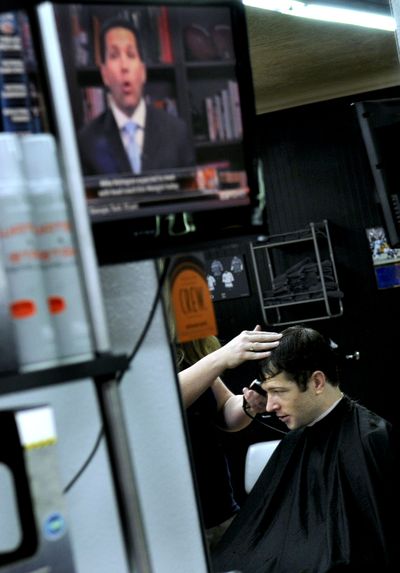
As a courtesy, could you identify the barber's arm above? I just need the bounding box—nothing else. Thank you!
[178,328,281,408]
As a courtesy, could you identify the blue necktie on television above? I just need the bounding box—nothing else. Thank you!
[123,121,141,174]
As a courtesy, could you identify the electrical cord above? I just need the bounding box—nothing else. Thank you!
[115,257,171,383]
[63,427,104,494]
[63,258,171,494]
[242,399,288,435]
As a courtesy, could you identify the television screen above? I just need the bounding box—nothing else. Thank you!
[34,0,262,263]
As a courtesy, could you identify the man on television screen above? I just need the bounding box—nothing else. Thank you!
[77,16,196,177]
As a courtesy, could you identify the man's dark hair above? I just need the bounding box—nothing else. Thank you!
[99,16,143,63]
[260,325,339,391]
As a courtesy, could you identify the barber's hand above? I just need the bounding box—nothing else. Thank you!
[218,325,282,370]
[242,385,267,414]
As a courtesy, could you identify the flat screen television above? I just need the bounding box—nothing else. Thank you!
[31,0,262,264]
[354,98,400,248]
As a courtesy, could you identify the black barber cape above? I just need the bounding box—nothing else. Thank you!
[212,396,398,573]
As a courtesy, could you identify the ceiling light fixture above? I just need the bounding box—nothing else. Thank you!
[243,0,396,32]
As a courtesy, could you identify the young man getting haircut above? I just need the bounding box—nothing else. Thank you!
[213,324,398,573]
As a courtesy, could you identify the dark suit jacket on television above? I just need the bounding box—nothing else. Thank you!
[77,105,196,177]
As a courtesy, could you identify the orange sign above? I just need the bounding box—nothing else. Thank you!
[170,258,217,343]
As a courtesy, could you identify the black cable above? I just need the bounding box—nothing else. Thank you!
[63,258,171,494]
[242,399,288,435]
[115,257,171,383]
[63,427,104,494]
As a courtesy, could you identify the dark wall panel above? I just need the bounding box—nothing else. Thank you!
[258,99,380,235]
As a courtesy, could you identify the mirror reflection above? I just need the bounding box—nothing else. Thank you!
[164,234,397,573]
[162,3,400,570]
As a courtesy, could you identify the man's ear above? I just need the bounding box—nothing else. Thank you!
[310,370,326,394]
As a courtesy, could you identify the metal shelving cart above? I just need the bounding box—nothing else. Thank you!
[250,220,344,326]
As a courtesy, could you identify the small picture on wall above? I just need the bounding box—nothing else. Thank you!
[205,254,250,301]
[366,226,400,266]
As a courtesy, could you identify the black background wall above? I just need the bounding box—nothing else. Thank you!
[204,85,400,503]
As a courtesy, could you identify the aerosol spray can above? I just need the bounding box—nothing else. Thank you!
[21,134,94,364]
[0,241,19,374]
[0,133,59,371]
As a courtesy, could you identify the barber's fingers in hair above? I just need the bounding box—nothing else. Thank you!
[245,329,282,338]
[250,337,280,352]
[247,350,274,360]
